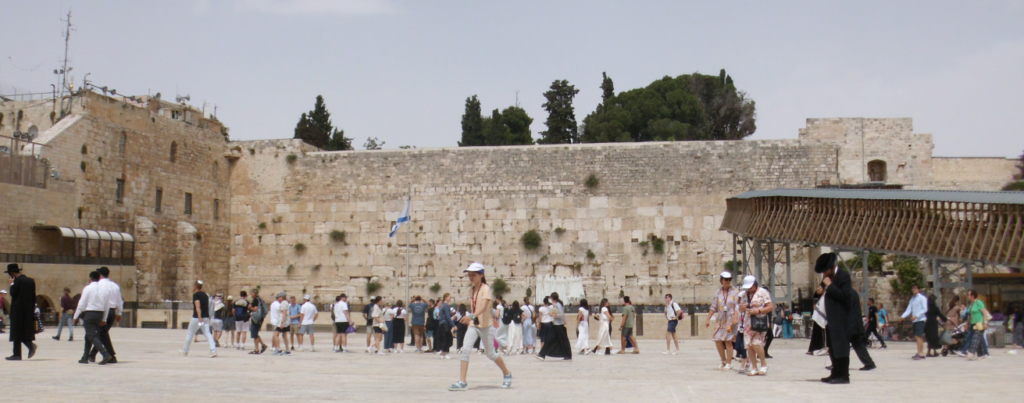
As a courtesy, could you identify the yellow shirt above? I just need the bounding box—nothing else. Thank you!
[472,284,493,328]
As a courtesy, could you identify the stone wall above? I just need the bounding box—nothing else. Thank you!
[930,157,1019,191]
[0,91,233,303]
[228,138,837,306]
[799,118,934,187]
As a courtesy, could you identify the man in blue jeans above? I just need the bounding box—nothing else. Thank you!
[782,304,794,339]
[53,287,75,341]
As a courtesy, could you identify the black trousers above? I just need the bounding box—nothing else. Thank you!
[82,311,111,360]
[538,324,572,359]
[90,309,116,359]
[11,340,32,358]
[867,325,886,347]
[764,328,774,355]
[851,333,874,367]
[456,323,468,349]
[825,327,849,379]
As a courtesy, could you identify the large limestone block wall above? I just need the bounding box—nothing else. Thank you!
[930,157,1019,191]
[0,92,233,303]
[799,118,934,187]
[229,139,836,306]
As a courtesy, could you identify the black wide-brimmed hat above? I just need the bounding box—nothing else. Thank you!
[4,263,21,274]
[814,253,837,274]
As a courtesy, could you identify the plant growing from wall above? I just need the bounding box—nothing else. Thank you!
[258,222,267,230]
[554,227,566,235]
[249,148,256,155]
[312,264,322,271]
[586,249,596,260]
[286,264,295,274]
[430,283,442,294]
[80,161,86,171]
[525,287,532,298]
[366,280,383,295]
[286,154,298,164]
[50,111,56,123]
[723,260,738,273]
[649,233,665,253]
[618,289,625,298]
[520,230,542,250]
[329,230,347,244]
[294,243,307,253]
[584,173,600,189]
[81,144,88,154]
[491,277,509,298]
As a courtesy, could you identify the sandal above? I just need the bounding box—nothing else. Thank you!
[747,369,758,376]
[758,366,768,375]
[248,351,259,355]
[260,345,268,354]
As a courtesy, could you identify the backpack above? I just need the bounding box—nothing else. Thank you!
[250,298,267,325]
[670,302,684,320]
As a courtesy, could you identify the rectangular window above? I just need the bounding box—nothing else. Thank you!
[116,179,125,204]
[185,192,192,215]
[214,199,220,220]
[155,188,163,212]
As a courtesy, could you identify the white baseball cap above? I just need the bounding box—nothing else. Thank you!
[0,290,6,294]
[741,275,757,290]
[719,271,733,279]
[464,262,485,274]
[303,294,311,300]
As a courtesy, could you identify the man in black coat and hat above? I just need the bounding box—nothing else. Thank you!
[5,264,38,360]
[816,253,874,384]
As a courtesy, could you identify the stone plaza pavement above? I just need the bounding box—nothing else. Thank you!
[3,327,1021,402]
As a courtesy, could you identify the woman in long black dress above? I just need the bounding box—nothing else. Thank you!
[924,294,947,357]
[807,282,827,355]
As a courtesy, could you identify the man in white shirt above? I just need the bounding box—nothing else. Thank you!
[89,267,122,363]
[333,294,350,353]
[270,292,291,355]
[298,295,318,351]
[898,284,929,360]
[664,293,684,355]
[72,271,113,365]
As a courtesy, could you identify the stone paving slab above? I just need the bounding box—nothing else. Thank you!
[3,327,1021,402]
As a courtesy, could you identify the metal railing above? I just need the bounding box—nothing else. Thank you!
[0,92,55,102]
[0,253,134,266]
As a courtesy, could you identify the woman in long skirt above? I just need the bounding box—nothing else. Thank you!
[591,298,614,355]
[506,301,524,354]
[392,300,407,353]
[924,294,947,357]
[575,299,590,355]
[521,299,536,354]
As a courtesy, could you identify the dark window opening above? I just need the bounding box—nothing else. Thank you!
[170,141,178,163]
[155,188,163,212]
[214,199,220,220]
[185,192,192,215]
[115,179,125,204]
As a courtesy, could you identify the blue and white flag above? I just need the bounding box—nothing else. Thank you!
[389,197,411,237]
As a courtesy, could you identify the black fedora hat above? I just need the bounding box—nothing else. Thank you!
[814,253,837,274]
[4,263,22,274]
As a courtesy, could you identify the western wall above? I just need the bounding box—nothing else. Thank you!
[1,90,1019,332]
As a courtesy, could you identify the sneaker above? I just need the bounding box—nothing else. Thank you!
[443,355,451,360]
[662,351,670,355]
[912,354,925,360]
[27,343,37,359]
[954,350,966,357]
[283,351,291,356]
[448,381,468,391]
[501,373,513,389]
[52,336,60,341]
[271,350,282,356]
[179,349,188,357]
[210,351,218,358]
[1008,350,1018,355]
[68,337,73,342]
[535,355,545,361]
[310,347,316,352]
[723,363,732,371]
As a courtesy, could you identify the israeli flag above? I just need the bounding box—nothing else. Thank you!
[389,197,411,237]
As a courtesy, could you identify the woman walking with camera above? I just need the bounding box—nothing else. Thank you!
[448,263,512,391]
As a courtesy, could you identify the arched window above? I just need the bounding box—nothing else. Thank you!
[119,132,127,155]
[212,162,219,181]
[170,141,177,163]
[868,160,887,182]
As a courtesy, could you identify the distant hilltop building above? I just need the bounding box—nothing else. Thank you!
[0,89,1016,328]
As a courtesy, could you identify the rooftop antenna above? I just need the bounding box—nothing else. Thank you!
[57,11,75,118]
[515,90,520,108]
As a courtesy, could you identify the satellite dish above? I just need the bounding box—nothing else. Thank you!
[12,130,22,139]
[154,92,162,100]
[26,126,38,141]
[176,94,190,103]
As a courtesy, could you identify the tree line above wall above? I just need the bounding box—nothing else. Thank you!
[292,69,758,150]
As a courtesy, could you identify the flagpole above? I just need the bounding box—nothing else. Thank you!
[405,187,411,313]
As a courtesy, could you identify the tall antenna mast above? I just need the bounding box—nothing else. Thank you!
[58,11,74,117]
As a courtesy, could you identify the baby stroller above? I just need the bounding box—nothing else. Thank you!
[940,322,967,357]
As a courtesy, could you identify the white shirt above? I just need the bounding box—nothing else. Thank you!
[300,301,318,325]
[73,281,110,321]
[395,307,406,319]
[99,278,124,316]
[333,301,349,323]
[902,293,928,323]
[539,306,553,323]
[270,300,282,327]
[666,300,683,320]
[383,307,396,321]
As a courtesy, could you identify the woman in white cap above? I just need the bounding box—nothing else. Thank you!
[739,275,774,376]
[705,271,739,370]
[449,263,512,392]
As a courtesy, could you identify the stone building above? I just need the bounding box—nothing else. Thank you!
[0,88,1017,328]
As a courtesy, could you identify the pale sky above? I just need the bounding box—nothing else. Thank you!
[2,1,1023,157]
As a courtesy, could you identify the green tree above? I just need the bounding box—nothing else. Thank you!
[500,106,534,145]
[846,252,885,273]
[889,256,926,301]
[363,137,385,150]
[1003,150,1024,191]
[293,95,352,150]
[482,109,512,146]
[600,72,615,103]
[537,80,580,144]
[458,95,485,147]
[581,69,756,143]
